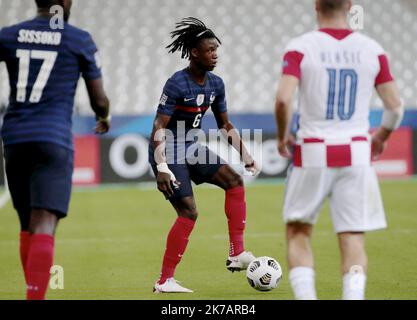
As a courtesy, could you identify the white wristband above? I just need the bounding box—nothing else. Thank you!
[156,163,170,174]
[156,163,179,188]
[381,106,404,131]
[97,114,112,123]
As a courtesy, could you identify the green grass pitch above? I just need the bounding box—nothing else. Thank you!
[0,179,417,300]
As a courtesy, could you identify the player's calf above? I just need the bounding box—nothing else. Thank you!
[338,232,367,300]
[172,197,199,222]
[26,209,59,300]
[224,186,246,257]
[211,166,253,267]
[153,199,198,289]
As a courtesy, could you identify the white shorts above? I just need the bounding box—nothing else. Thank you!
[283,165,387,233]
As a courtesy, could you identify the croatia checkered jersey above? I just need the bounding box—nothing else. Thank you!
[0,17,102,151]
[282,29,394,141]
[157,68,227,135]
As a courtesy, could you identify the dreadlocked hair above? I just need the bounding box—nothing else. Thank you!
[35,0,60,8]
[166,17,221,59]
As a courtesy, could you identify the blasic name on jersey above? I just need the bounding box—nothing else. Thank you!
[17,29,62,46]
[320,50,362,65]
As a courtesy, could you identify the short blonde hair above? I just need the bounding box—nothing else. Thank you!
[318,0,350,15]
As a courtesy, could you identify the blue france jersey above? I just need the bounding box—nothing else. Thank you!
[0,17,102,150]
[157,68,227,135]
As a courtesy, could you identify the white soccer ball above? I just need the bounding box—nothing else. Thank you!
[246,256,283,292]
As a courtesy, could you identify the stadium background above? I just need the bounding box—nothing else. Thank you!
[1,0,417,186]
[0,0,417,300]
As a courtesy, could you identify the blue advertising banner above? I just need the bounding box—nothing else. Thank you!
[1,110,417,186]
[71,109,417,136]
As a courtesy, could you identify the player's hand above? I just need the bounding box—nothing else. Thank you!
[94,115,111,135]
[244,159,261,176]
[371,128,391,161]
[156,163,181,198]
[371,134,387,161]
[277,134,295,159]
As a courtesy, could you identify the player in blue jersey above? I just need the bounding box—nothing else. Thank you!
[0,0,110,300]
[149,18,259,293]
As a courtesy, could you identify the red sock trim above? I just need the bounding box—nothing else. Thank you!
[177,216,196,229]
[226,185,245,195]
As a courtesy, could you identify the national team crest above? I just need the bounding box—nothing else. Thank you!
[196,94,205,106]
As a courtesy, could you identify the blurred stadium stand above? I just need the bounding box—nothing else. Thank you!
[1,0,416,115]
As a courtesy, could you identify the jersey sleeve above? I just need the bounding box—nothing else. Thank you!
[281,37,305,79]
[212,78,227,113]
[375,54,394,85]
[370,40,394,85]
[157,78,181,116]
[79,32,102,80]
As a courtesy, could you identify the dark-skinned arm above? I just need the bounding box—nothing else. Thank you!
[150,113,180,198]
[85,78,111,134]
[213,110,259,175]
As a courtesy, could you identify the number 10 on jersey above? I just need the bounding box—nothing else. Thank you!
[326,68,358,121]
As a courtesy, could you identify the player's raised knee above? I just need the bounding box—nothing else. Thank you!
[176,199,199,221]
[227,173,244,190]
[179,209,198,221]
[218,165,244,190]
[286,222,312,238]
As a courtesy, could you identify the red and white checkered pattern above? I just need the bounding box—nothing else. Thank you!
[293,136,371,168]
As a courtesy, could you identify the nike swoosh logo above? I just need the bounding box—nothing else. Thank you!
[184,98,194,102]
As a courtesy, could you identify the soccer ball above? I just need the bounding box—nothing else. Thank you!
[246,256,282,292]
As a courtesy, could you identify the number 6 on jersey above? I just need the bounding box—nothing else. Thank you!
[193,113,202,128]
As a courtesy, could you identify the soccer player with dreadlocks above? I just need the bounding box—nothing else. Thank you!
[149,17,259,293]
